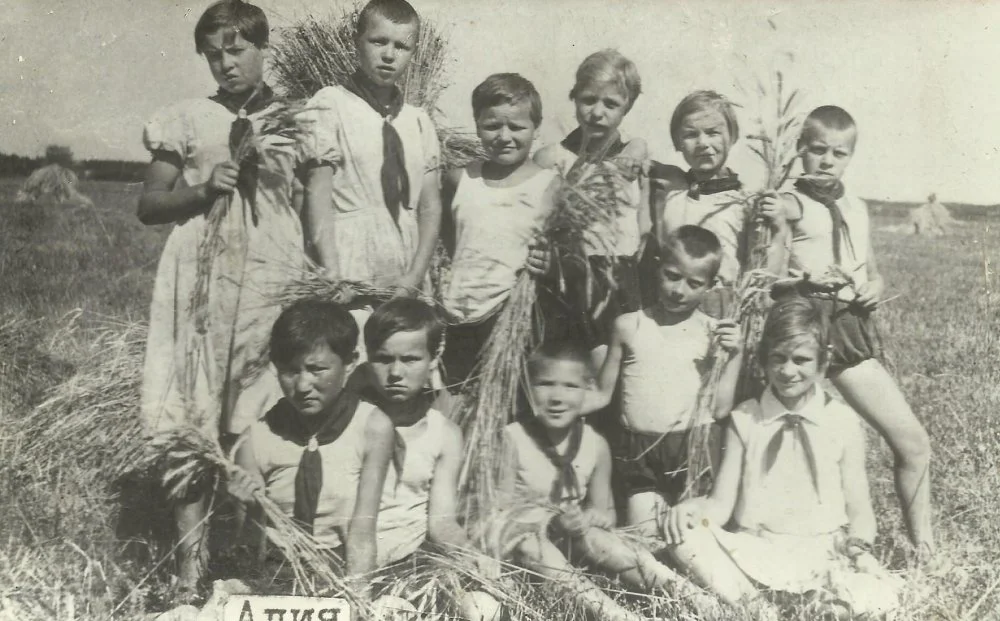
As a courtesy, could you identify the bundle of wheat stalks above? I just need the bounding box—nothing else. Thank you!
[685,55,808,496]
[269,4,482,169]
[15,163,93,207]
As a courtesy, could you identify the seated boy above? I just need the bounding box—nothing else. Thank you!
[481,340,715,621]
[227,299,395,594]
[585,225,742,537]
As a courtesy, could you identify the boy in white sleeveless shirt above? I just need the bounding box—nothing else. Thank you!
[585,226,743,538]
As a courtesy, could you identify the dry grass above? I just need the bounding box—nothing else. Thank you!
[2,175,999,620]
[16,163,93,207]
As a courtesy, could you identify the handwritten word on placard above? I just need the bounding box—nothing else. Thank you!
[223,596,350,621]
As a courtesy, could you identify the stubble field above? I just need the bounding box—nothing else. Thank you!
[0,178,997,620]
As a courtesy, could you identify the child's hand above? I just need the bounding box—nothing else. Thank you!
[390,273,421,298]
[525,235,552,278]
[853,551,882,574]
[756,191,788,230]
[206,161,240,196]
[714,320,742,355]
[660,500,702,546]
[226,469,264,505]
[853,275,885,310]
[555,504,588,537]
[584,508,615,531]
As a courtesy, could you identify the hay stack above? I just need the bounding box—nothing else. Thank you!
[15,163,93,207]
[270,5,482,170]
[908,193,954,236]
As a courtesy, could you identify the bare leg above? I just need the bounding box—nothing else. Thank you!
[665,525,758,607]
[516,535,642,621]
[832,359,934,552]
[626,491,663,539]
[175,495,210,592]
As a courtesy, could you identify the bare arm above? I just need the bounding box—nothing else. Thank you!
[583,432,617,528]
[647,161,687,242]
[532,144,561,170]
[301,164,337,271]
[398,168,443,292]
[582,315,632,414]
[427,419,471,549]
[701,421,743,524]
[622,139,652,236]
[136,154,235,225]
[346,409,395,579]
[231,431,266,535]
[841,415,877,543]
[713,350,744,421]
[440,167,463,259]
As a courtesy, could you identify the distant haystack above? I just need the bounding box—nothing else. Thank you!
[15,163,93,207]
[908,193,954,236]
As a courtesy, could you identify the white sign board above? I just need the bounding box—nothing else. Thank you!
[223,596,351,621]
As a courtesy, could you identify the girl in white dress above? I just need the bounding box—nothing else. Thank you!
[137,0,304,597]
[662,295,901,618]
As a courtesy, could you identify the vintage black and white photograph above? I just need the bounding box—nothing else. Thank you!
[1,0,997,619]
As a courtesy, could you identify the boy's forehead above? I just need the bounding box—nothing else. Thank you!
[530,356,589,379]
[575,78,628,100]
[681,108,727,129]
[203,27,250,49]
[662,252,717,280]
[477,99,535,123]
[363,12,419,38]
[770,334,822,355]
[804,122,857,148]
[376,329,431,353]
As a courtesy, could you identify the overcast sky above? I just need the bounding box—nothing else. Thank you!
[2,0,998,204]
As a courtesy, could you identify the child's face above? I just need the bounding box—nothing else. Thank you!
[656,253,716,315]
[763,336,827,405]
[356,13,418,89]
[277,342,357,417]
[202,29,265,95]
[476,101,538,167]
[800,123,856,186]
[367,330,435,404]
[573,80,629,143]
[528,358,589,431]
[676,109,732,177]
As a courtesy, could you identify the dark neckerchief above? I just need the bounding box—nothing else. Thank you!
[761,390,833,502]
[522,418,584,504]
[264,391,362,533]
[794,178,851,264]
[687,169,742,199]
[344,71,410,227]
[209,84,275,225]
[561,127,627,161]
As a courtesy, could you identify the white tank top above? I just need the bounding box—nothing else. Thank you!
[442,164,557,322]
[249,400,376,550]
[376,409,448,565]
[505,421,600,506]
[620,310,714,434]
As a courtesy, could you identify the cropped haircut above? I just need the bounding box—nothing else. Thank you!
[757,295,831,367]
[656,225,723,279]
[194,0,269,54]
[569,49,643,111]
[472,73,543,127]
[526,339,595,382]
[363,298,445,358]
[356,0,420,39]
[799,105,858,149]
[269,300,358,368]
[669,90,740,151]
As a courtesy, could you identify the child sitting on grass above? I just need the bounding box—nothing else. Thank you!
[661,295,901,618]
[585,225,742,537]
[651,91,787,311]
[363,297,500,619]
[228,300,394,595]
[781,105,935,561]
[489,340,715,621]
[440,73,558,389]
[534,49,649,348]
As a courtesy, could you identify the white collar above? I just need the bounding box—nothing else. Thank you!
[758,385,828,426]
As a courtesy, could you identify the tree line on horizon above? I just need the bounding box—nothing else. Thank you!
[0,146,145,183]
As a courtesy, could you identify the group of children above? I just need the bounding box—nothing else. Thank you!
[137,0,935,618]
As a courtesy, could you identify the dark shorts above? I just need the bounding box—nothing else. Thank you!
[543,253,642,348]
[442,311,500,390]
[612,428,692,506]
[813,298,884,374]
